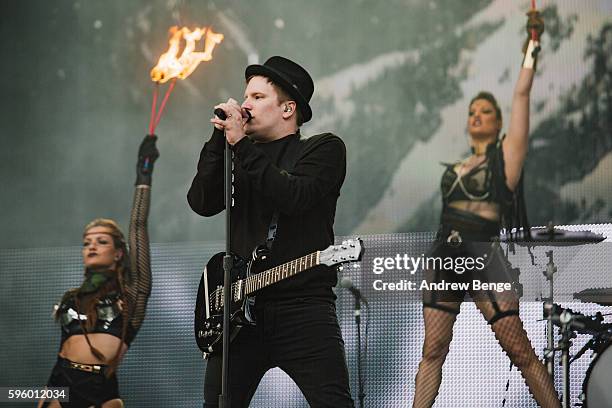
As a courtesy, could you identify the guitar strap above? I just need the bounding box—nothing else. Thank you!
[246,133,331,323]
[260,132,308,254]
[265,212,279,252]
[245,134,305,323]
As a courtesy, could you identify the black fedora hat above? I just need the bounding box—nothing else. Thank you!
[245,56,314,123]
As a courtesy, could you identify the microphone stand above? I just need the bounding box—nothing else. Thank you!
[214,107,251,407]
[354,296,366,408]
[543,249,557,379]
[220,120,233,408]
[558,312,574,408]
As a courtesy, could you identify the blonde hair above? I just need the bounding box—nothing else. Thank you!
[78,218,130,376]
[83,218,127,265]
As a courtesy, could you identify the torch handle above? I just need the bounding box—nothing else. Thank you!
[142,134,156,171]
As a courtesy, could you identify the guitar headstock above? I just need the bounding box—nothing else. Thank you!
[319,238,364,267]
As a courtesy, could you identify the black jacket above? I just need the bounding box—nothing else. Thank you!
[187,130,346,300]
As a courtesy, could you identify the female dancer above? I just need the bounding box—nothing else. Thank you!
[39,135,159,407]
[412,11,561,408]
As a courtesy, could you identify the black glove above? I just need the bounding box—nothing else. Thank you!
[136,135,160,185]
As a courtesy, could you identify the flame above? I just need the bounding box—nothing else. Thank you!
[151,26,224,83]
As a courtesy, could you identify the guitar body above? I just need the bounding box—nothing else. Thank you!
[194,252,253,355]
[193,239,364,355]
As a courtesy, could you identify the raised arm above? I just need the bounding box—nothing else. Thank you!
[502,10,544,191]
[126,135,159,334]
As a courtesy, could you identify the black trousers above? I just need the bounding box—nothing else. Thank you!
[203,297,354,408]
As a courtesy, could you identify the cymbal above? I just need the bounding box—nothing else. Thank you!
[501,227,605,247]
[574,288,612,306]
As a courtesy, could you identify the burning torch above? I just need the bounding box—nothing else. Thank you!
[144,26,224,169]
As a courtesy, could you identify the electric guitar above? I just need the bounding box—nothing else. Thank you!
[194,238,364,354]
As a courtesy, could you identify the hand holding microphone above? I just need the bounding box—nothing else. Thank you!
[210,98,252,145]
[213,107,251,122]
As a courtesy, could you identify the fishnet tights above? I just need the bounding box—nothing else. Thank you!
[479,301,560,408]
[413,304,459,408]
[412,302,560,408]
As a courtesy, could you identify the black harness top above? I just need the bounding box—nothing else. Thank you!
[441,157,492,204]
[438,136,531,241]
[56,292,136,346]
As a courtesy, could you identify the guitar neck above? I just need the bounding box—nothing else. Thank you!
[243,251,320,295]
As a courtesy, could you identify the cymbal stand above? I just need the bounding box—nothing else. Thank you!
[569,337,596,364]
[542,250,558,379]
[558,311,575,408]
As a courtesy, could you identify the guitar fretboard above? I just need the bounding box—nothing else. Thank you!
[244,251,319,295]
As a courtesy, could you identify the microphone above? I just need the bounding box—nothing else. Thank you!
[340,277,368,306]
[214,107,252,122]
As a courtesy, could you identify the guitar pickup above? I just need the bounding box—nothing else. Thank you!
[214,286,222,311]
[234,280,244,301]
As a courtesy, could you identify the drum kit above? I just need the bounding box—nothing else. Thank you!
[502,223,610,408]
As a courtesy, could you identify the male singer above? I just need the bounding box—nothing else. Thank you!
[188,56,354,407]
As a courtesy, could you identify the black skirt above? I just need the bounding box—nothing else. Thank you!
[44,357,120,407]
[422,207,520,305]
